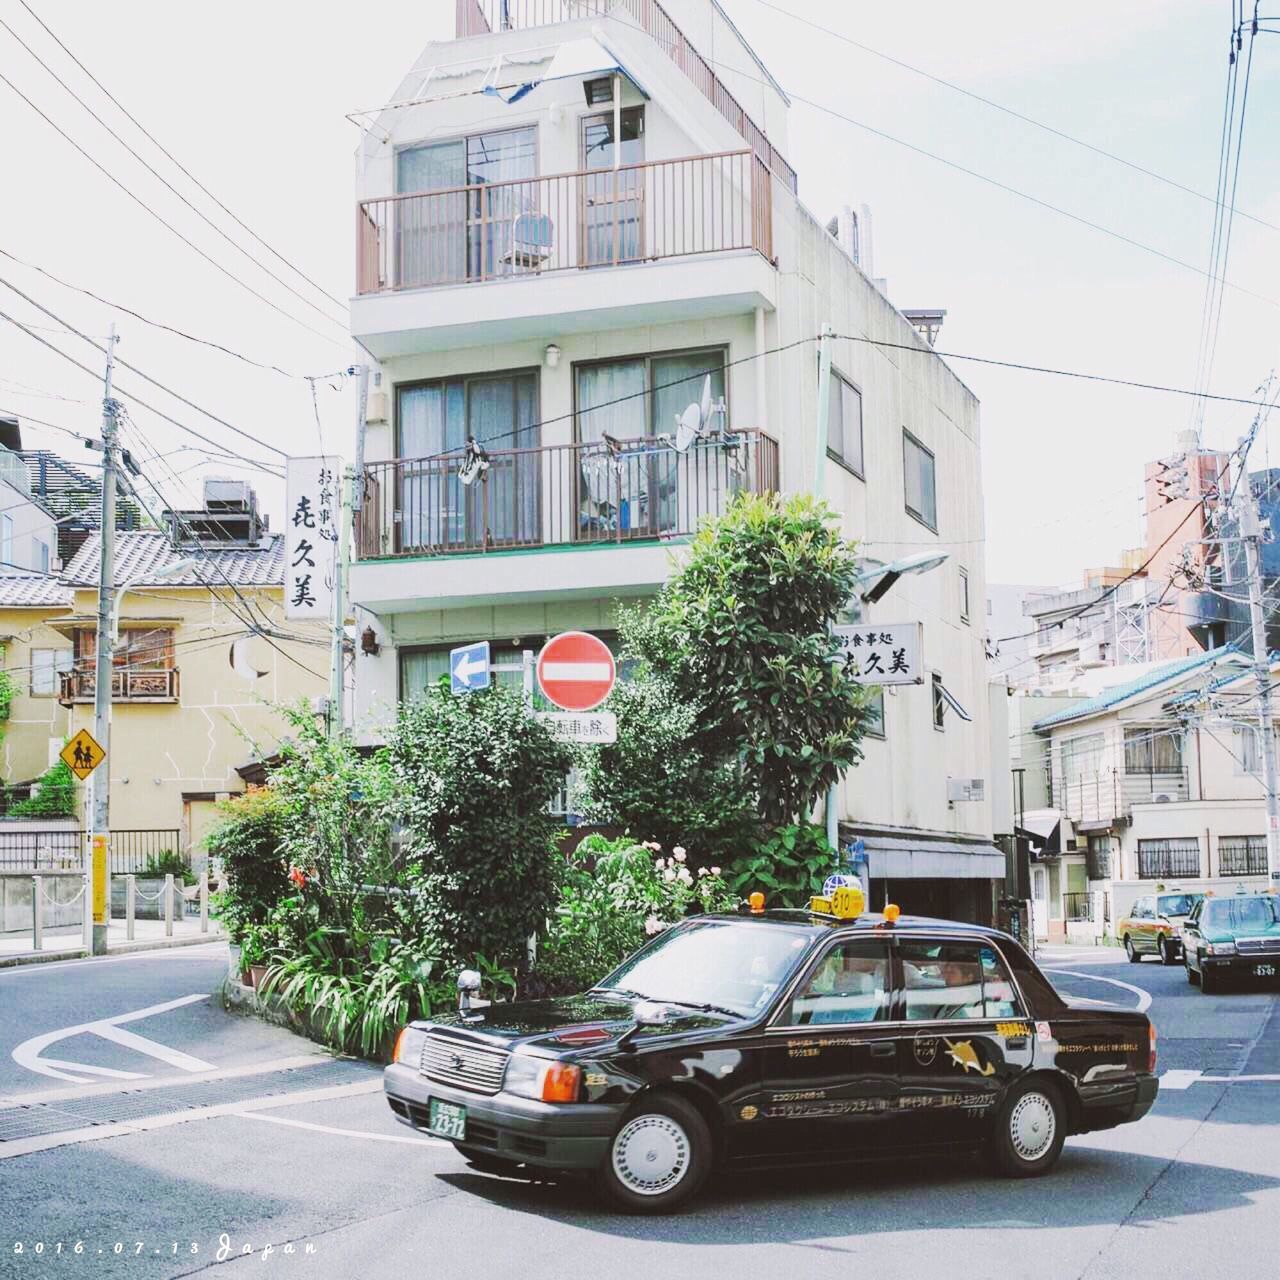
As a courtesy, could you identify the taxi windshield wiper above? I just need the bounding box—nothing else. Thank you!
[586,986,647,1001]
[652,998,745,1019]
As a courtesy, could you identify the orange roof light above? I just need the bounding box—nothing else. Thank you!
[748,891,766,914]
[883,903,901,924]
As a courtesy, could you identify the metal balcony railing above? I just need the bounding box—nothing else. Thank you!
[1050,767,1190,826]
[356,429,778,560]
[454,0,797,192]
[59,668,180,704]
[357,150,772,295]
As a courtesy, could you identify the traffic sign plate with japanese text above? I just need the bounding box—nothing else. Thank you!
[61,728,105,780]
[536,631,616,712]
[834,622,923,686]
[535,711,618,744]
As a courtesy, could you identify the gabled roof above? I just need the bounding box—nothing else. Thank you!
[0,573,73,608]
[62,531,285,589]
[1032,646,1244,732]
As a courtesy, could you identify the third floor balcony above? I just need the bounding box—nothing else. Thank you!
[352,150,777,357]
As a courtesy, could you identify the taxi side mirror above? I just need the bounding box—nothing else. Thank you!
[619,1001,670,1050]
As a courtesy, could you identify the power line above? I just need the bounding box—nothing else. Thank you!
[0,248,329,381]
[0,14,348,333]
[0,67,353,353]
[737,0,1280,240]
[0,301,285,472]
[15,0,348,316]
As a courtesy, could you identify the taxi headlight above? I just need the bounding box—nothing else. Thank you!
[505,1055,582,1103]
[393,1025,427,1066]
[1206,942,1237,956]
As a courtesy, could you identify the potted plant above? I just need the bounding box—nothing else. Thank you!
[239,927,268,989]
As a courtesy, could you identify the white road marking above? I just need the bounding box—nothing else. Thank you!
[12,993,210,1083]
[1044,968,1153,1013]
[1201,1073,1280,1082]
[0,1078,384,1160]
[540,661,611,681]
[91,1022,214,1073]
[0,1053,336,1107]
[0,945,225,978]
[233,1110,448,1147]
[1158,1069,1204,1090]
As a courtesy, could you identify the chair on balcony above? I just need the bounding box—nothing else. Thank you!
[503,212,555,272]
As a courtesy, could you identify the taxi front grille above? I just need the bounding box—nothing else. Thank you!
[1235,937,1280,955]
[419,1032,509,1095]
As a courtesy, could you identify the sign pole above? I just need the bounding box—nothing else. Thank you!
[90,323,118,957]
[329,465,354,736]
[812,322,839,855]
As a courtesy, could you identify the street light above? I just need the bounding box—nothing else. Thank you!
[111,556,201,645]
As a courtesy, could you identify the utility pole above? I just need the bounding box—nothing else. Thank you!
[812,323,841,854]
[1237,464,1280,887]
[329,466,353,737]
[90,323,118,955]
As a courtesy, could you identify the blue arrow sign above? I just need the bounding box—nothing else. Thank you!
[450,640,491,695]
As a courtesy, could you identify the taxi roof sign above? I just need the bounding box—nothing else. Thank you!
[60,728,104,780]
[808,883,865,921]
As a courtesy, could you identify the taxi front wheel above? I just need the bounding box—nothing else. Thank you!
[989,1080,1066,1178]
[598,1093,713,1214]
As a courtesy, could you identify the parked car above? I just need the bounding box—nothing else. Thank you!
[1118,891,1204,964]
[1183,891,1280,993]
[384,900,1158,1213]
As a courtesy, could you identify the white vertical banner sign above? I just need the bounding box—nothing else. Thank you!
[285,456,340,620]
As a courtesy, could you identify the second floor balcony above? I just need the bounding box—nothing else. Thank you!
[356,428,778,562]
[59,668,180,705]
[352,150,777,356]
[1051,767,1190,827]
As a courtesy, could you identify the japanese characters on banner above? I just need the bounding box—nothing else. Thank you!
[285,456,340,620]
[833,621,924,686]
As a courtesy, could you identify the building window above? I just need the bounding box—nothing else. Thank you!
[1059,732,1104,784]
[575,347,728,537]
[1086,835,1112,881]
[931,672,945,731]
[864,686,885,739]
[1136,838,1200,879]
[903,430,937,531]
[0,512,11,567]
[30,648,72,696]
[37,540,49,573]
[1218,835,1267,876]
[1238,726,1265,775]
[827,372,864,478]
[1124,727,1182,775]
[959,567,970,624]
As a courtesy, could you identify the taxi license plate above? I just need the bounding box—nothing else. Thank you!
[1254,964,1276,978]
[428,1099,466,1141]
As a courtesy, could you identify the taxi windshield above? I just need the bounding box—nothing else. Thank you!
[593,920,812,1017]
[1202,896,1280,934]
[1157,893,1200,918]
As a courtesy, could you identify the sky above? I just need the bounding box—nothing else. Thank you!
[1,0,1278,589]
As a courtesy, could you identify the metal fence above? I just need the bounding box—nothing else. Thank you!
[1063,891,1093,922]
[0,829,185,874]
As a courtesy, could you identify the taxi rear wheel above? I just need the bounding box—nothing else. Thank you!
[598,1093,712,1214]
[1124,936,1141,963]
[1158,937,1177,966]
[1186,958,1199,985]
[989,1080,1066,1178]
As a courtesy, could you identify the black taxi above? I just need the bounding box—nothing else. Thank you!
[384,890,1158,1212]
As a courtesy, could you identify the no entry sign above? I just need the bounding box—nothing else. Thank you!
[536,631,616,712]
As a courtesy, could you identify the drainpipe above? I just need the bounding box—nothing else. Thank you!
[754,306,768,435]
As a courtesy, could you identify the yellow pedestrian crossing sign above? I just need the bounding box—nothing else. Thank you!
[61,728,105,780]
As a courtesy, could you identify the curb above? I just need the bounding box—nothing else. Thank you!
[0,932,226,969]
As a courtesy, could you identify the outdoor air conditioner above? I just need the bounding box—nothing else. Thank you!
[203,478,254,513]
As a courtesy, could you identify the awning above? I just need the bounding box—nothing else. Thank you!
[484,37,649,105]
[1018,808,1061,841]
[853,835,1006,880]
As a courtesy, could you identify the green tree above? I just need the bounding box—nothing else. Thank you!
[390,683,574,966]
[649,492,875,827]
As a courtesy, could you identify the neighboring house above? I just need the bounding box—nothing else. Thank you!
[0,417,59,575]
[348,1,1000,920]
[0,485,328,863]
[1027,646,1272,939]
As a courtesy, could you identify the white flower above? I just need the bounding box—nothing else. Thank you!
[654,858,665,870]
[673,848,687,863]
[710,866,721,877]
[697,866,708,877]
[644,914,662,935]
[651,842,663,852]
[663,868,677,882]
[678,867,693,884]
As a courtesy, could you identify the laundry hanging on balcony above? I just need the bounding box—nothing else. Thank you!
[481,37,650,105]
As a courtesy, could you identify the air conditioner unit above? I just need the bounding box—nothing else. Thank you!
[947,777,985,802]
[204,478,254,512]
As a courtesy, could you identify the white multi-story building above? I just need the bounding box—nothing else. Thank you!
[0,416,57,575]
[348,0,1003,920]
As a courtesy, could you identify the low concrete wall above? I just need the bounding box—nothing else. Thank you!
[0,871,83,934]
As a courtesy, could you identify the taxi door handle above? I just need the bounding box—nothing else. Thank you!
[868,1041,896,1058]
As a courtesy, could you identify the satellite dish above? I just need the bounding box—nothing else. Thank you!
[458,437,490,487]
[673,375,715,453]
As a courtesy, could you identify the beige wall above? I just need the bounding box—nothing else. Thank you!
[0,605,74,784]
[49,586,328,841]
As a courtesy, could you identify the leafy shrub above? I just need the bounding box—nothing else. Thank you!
[390,683,573,967]
[536,834,737,993]
[725,822,840,907]
[139,850,196,886]
[9,759,76,817]
[205,786,291,944]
